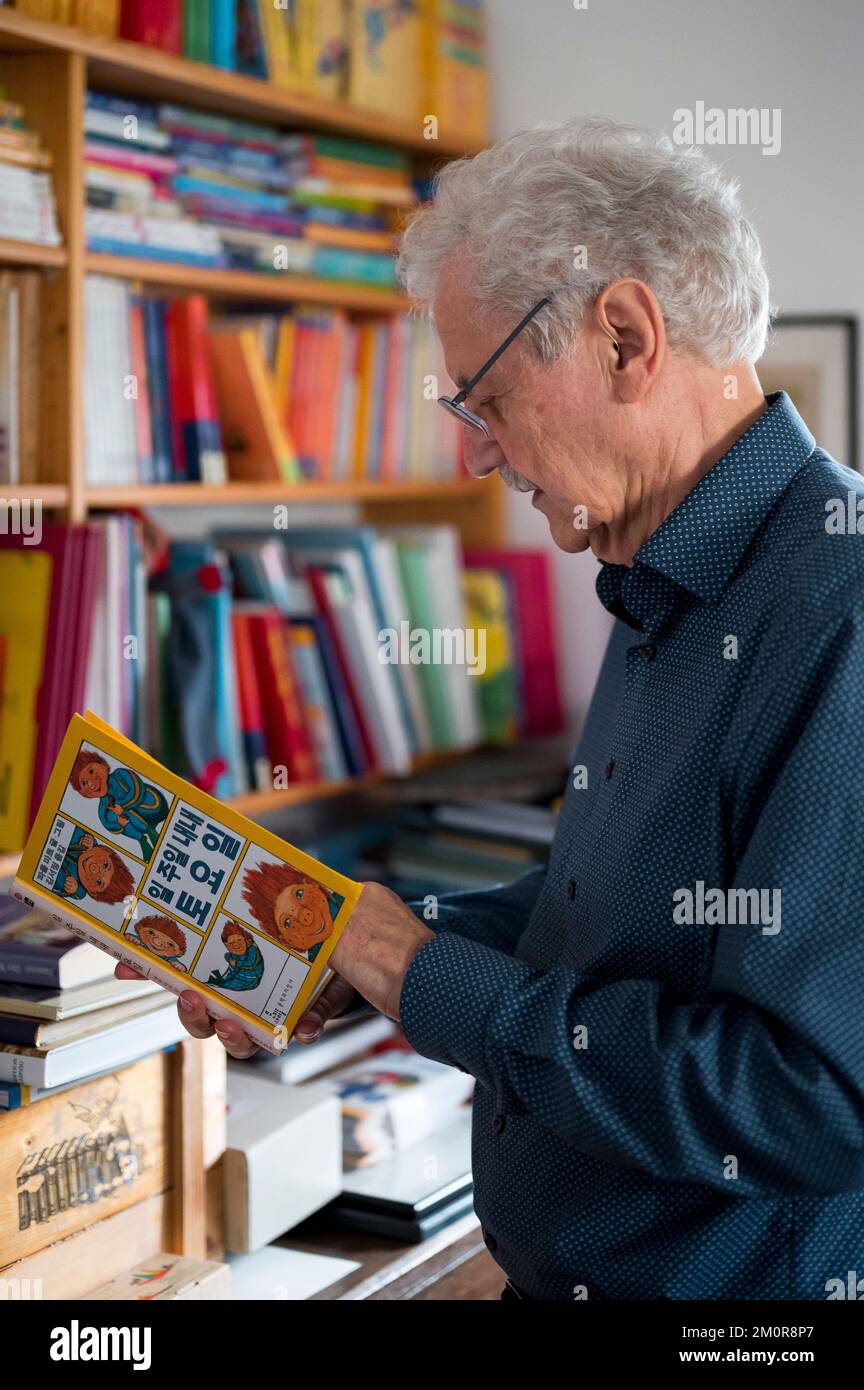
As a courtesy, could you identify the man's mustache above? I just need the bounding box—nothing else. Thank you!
[498,462,536,492]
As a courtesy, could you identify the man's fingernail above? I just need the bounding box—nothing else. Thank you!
[179,997,195,1012]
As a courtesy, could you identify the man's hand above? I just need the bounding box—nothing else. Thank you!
[329,881,434,1021]
[114,881,433,1059]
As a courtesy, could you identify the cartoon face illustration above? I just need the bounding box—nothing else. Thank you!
[55,827,134,905]
[73,756,110,798]
[223,923,249,956]
[242,861,336,957]
[136,915,187,963]
[78,843,116,895]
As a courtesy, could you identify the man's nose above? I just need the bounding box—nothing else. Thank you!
[464,431,505,479]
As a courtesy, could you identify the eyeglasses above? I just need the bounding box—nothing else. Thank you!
[437,296,553,438]
[438,296,620,438]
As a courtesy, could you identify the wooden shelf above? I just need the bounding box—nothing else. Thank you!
[85,253,410,311]
[0,9,485,158]
[0,483,69,505]
[229,747,481,816]
[84,478,483,508]
[0,748,480,876]
[0,238,67,269]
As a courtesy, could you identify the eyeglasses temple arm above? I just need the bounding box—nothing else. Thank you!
[451,296,552,406]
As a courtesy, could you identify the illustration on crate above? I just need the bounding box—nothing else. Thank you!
[13,712,363,1054]
[66,748,171,861]
[16,1090,144,1232]
[240,858,343,963]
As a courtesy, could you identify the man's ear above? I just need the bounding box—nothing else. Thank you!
[595,278,666,400]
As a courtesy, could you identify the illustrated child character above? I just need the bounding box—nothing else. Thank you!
[207,921,265,992]
[53,826,134,906]
[133,915,189,972]
[69,750,169,861]
[242,861,338,963]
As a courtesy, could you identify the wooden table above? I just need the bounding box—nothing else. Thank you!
[281,1210,505,1300]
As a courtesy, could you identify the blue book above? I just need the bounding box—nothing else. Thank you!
[210,0,236,69]
[142,298,173,484]
[173,175,288,212]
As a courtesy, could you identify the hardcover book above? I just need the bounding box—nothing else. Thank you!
[12,711,363,1054]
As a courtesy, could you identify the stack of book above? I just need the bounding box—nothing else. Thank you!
[0,268,42,485]
[0,91,62,247]
[84,91,412,286]
[0,895,185,1106]
[82,279,462,485]
[0,518,562,852]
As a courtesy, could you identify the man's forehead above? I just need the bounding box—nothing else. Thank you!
[433,260,507,388]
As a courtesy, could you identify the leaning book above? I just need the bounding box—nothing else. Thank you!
[12,711,363,1055]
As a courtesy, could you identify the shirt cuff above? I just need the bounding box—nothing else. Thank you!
[398,929,533,1094]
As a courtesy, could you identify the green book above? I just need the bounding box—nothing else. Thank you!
[395,544,455,750]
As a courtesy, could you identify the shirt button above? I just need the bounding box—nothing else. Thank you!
[605,758,615,780]
[642,643,657,661]
[492,1113,506,1135]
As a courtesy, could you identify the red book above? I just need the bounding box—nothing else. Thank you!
[306,565,377,769]
[464,548,564,738]
[165,296,225,483]
[120,0,182,52]
[246,609,319,783]
[231,609,271,792]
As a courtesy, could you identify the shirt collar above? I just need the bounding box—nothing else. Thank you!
[596,392,817,631]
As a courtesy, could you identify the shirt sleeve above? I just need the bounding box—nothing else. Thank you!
[339,867,547,1018]
[399,608,864,1198]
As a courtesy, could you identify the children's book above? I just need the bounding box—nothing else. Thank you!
[11,711,364,1055]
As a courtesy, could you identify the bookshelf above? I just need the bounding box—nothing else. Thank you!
[0,11,507,841]
[0,9,503,535]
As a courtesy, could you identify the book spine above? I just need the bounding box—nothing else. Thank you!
[9,877,285,1057]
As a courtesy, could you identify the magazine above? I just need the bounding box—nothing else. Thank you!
[12,712,363,1054]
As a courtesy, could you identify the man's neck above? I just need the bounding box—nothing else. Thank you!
[595,370,768,566]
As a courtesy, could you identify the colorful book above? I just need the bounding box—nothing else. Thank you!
[12,710,364,1055]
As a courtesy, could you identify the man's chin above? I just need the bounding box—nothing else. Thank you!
[532,492,593,553]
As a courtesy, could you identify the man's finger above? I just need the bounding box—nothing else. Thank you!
[212,1018,259,1060]
[177,991,217,1040]
[115,963,145,981]
[295,975,355,1042]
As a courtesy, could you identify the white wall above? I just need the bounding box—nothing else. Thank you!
[487,0,864,733]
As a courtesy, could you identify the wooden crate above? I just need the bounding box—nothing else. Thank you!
[0,1039,226,1297]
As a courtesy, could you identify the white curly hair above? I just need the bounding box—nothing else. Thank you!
[398,116,772,367]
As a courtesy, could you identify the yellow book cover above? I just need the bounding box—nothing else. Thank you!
[307,0,350,101]
[348,0,423,122]
[0,550,53,854]
[258,0,295,89]
[351,321,377,478]
[274,316,297,411]
[12,712,364,1054]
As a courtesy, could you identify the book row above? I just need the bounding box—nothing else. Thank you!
[85,90,413,283]
[0,91,61,247]
[16,1,489,136]
[83,278,463,484]
[0,519,562,853]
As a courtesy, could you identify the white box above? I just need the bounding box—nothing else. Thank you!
[224,1067,341,1254]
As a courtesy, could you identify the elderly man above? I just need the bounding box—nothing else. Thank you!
[154,118,864,1301]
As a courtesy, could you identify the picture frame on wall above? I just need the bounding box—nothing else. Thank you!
[758,315,859,471]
